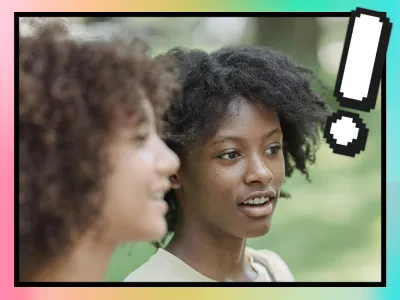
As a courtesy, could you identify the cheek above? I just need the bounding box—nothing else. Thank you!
[201,165,242,202]
[272,154,285,186]
[137,146,155,166]
[128,147,157,180]
[112,148,156,197]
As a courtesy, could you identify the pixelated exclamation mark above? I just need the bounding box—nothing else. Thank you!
[324,7,392,157]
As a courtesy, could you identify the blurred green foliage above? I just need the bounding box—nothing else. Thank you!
[83,17,115,24]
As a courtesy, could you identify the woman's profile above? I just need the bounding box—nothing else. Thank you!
[19,21,180,282]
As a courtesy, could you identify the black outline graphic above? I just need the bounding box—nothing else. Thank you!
[325,7,392,158]
[15,11,387,288]
[334,8,392,112]
[323,110,369,157]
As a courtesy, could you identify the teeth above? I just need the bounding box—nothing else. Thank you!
[243,197,270,205]
[154,192,164,199]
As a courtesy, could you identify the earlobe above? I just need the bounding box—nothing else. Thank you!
[169,174,181,189]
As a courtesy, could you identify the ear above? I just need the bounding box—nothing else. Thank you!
[169,174,181,189]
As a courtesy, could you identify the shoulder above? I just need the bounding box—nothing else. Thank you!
[123,257,155,282]
[123,249,169,282]
[123,248,200,282]
[246,247,295,282]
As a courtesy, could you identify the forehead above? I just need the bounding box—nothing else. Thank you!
[216,98,280,134]
[183,98,281,157]
[112,95,154,136]
[141,97,155,122]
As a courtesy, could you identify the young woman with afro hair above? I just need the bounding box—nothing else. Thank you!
[124,44,332,282]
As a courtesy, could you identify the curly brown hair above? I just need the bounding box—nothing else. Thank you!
[158,46,330,239]
[18,21,180,281]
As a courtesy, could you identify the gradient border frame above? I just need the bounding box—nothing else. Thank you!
[15,11,387,289]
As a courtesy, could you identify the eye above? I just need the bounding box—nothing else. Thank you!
[265,144,282,155]
[135,134,149,142]
[131,130,150,145]
[218,151,241,160]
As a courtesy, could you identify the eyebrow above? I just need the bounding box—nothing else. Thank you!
[136,114,149,126]
[211,128,282,145]
[131,107,151,125]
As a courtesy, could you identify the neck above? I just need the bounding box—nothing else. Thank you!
[36,231,115,282]
[165,219,256,282]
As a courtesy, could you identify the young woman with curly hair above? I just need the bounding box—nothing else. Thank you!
[19,22,180,282]
[124,45,331,282]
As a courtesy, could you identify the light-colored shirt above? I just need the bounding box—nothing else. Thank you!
[123,247,295,282]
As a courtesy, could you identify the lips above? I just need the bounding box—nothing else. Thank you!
[238,201,274,218]
[238,189,277,205]
[152,180,172,199]
[150,184,170,215]
[237,189,277,218]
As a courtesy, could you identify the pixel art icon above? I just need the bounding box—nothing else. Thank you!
[324,7,392,157]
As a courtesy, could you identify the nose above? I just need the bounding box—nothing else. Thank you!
[244,154,273,186]
[155,137,180,178]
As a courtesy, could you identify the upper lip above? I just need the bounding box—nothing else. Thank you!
[239,189,277,204]
[153,181,172,196]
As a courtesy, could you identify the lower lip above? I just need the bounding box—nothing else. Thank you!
[238,201,273,218]
[153,198,168,214]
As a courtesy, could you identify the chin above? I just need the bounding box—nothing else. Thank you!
[243,221,272,238]
[127,219,167,243]
[144,220,168,242]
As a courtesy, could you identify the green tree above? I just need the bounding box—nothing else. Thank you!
[83,17,115,24]
[255,17,319,68]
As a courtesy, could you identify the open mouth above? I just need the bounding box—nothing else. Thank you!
[153,192,165,200]
[239,196,271,207]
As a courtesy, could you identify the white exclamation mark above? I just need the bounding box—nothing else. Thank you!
[324,7,392,157]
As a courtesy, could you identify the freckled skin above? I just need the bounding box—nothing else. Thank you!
[166,98,285,281]
[175,98,285,238]
[159,45,330,282]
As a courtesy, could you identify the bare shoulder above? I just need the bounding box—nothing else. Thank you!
[247,247,295,282]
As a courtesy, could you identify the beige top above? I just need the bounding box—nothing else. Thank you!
[123,247,295,282]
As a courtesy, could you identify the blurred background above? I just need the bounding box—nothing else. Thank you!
[23,17,382,282]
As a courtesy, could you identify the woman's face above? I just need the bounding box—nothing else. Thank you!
[174,98,285,238]
[103,98,180,243]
